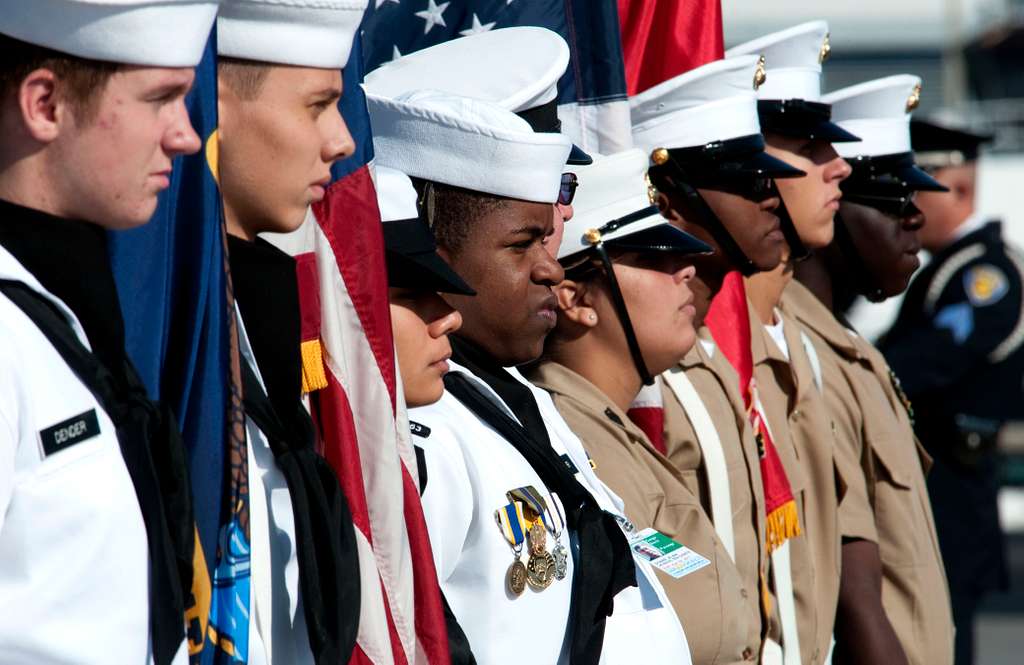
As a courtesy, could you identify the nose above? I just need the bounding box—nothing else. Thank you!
[428,306,462,338]
[533,250,565,287]
[323,110,356,164]
[828,153,853,183]
[903,209,925,231]
[165,100,202,156]
[760,195,781,213]
[675,264,697,284]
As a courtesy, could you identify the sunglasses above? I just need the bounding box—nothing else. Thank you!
[843,191,918,218]
[559,172,578,206]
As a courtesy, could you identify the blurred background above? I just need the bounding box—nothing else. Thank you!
[724,2,1024,661]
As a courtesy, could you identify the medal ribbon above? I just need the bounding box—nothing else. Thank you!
[494,501,528,549]
[507,486,555,532]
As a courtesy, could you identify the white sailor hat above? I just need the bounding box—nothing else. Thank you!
[377,166,474,295]
[726,21,860,142]
[0,0,219,67]
[558,149,711,265]
[364,26,591,164]
[218,0,368,69]
[367,89,572,204]
[823,75,945,192]
[630,56,804,185]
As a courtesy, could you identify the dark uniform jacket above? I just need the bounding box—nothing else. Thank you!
[881,220,1024,594]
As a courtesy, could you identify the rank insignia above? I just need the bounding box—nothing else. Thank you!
[906,83,921,112]
[964,264,1008,306]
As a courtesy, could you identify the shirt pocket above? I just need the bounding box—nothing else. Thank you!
[869,434,928,568]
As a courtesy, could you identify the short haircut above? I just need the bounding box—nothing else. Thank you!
[0,33,121,119]
[217,57,271,101]
[410,178,509,256]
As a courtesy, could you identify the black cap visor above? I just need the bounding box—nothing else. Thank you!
[844,152,949,194]
[667,134,806,186]
[604,216,714,256]
[384,218,476,295]
[757,99,862,143]
[517,98,593,165]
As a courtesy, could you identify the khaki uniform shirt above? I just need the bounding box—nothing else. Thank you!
[661,336,773,642]
[750,298,845,665]
[529,361,762,664]
[781,281,954,665]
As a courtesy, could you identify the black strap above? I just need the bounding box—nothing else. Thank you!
[239,359,360,664]
[443,372,636,665]
[0,280,191,665]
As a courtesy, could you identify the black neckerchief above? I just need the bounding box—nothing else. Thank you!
[227,233,361,663]
[0,198,126,383]
[450,336,553,448]
[227,235,302,424]
[444,337,636,665]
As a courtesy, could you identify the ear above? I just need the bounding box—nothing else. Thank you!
[18,68,61,144]
[554,278,599,328]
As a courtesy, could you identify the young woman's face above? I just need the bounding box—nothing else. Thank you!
[765,134,851,250]
[389,288,463,407]
[597,252,699,377]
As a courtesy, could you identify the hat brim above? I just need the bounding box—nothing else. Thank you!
[894,163,948,191]
[758,100,862,143]
[725,150,807,179]
[567,143,593,165]
[845,152,949,193]
[386,250,476,296]
[605,221,714,256]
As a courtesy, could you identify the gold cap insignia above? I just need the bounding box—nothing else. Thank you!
[906,83,921,112]
[584,228,602,245]
[644,173,658,204]
[651,147,670,166]
[819,33,831,64]
[753,55,767,90]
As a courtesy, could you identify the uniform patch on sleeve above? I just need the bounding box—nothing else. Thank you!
[964,264,1009,306]
[409,420,431,439]
[39,409,100,457]
[934,302,975,344]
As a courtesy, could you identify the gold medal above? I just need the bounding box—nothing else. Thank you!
[527,551,556,590]
[506,559,527,597]
[528,521,547,556]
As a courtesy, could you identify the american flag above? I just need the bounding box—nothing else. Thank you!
[361,0,632,155]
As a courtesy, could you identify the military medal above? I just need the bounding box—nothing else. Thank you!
[509,485,570,584]
[548,492,569,581]
[889,368,915,426]
[494,501,529,598]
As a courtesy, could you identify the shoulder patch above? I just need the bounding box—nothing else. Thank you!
[409,420,431,439]
[964,264,1009,306]
[934,302,974,344]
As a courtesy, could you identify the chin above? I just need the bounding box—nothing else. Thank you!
[406,380,445,408]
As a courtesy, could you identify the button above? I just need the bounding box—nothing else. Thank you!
[740,588,749,599]
[743,647,754,660]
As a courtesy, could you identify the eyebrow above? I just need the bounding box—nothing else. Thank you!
[309,87,343,102]
[507,224,550,239]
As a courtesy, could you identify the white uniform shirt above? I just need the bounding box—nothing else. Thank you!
[236,310,313,665]
[410,361,691,665]
[0,245,187,664]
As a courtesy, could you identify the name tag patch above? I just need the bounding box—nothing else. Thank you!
[39,409,100,457]
[410,420,431,439]
[628,528,711,579]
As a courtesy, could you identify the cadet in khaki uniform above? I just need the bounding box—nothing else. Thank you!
[783,75,954,664]
[529,149,766,665]
[728,22,865,664]
[629,54,808,663]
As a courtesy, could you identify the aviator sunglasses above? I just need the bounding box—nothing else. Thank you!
[559,172,578,206]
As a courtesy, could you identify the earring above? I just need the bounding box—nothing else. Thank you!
[588,313,597,322]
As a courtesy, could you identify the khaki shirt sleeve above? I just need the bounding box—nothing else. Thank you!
[823,362,878,543]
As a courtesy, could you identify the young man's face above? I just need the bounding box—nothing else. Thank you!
[766,134,851,250]
[838,200,924,298]
[52,66,200,228]
[218,65,354,239]
[441,199,564,366]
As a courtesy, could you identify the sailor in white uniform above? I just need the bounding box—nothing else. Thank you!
[0,2,218,663]
[366,79,692,664]
[215,1,368,662]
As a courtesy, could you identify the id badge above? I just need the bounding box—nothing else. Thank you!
[628,528,710,579]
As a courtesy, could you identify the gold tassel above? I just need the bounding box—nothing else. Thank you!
[765,500,802,553]
[300,339,328,393]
